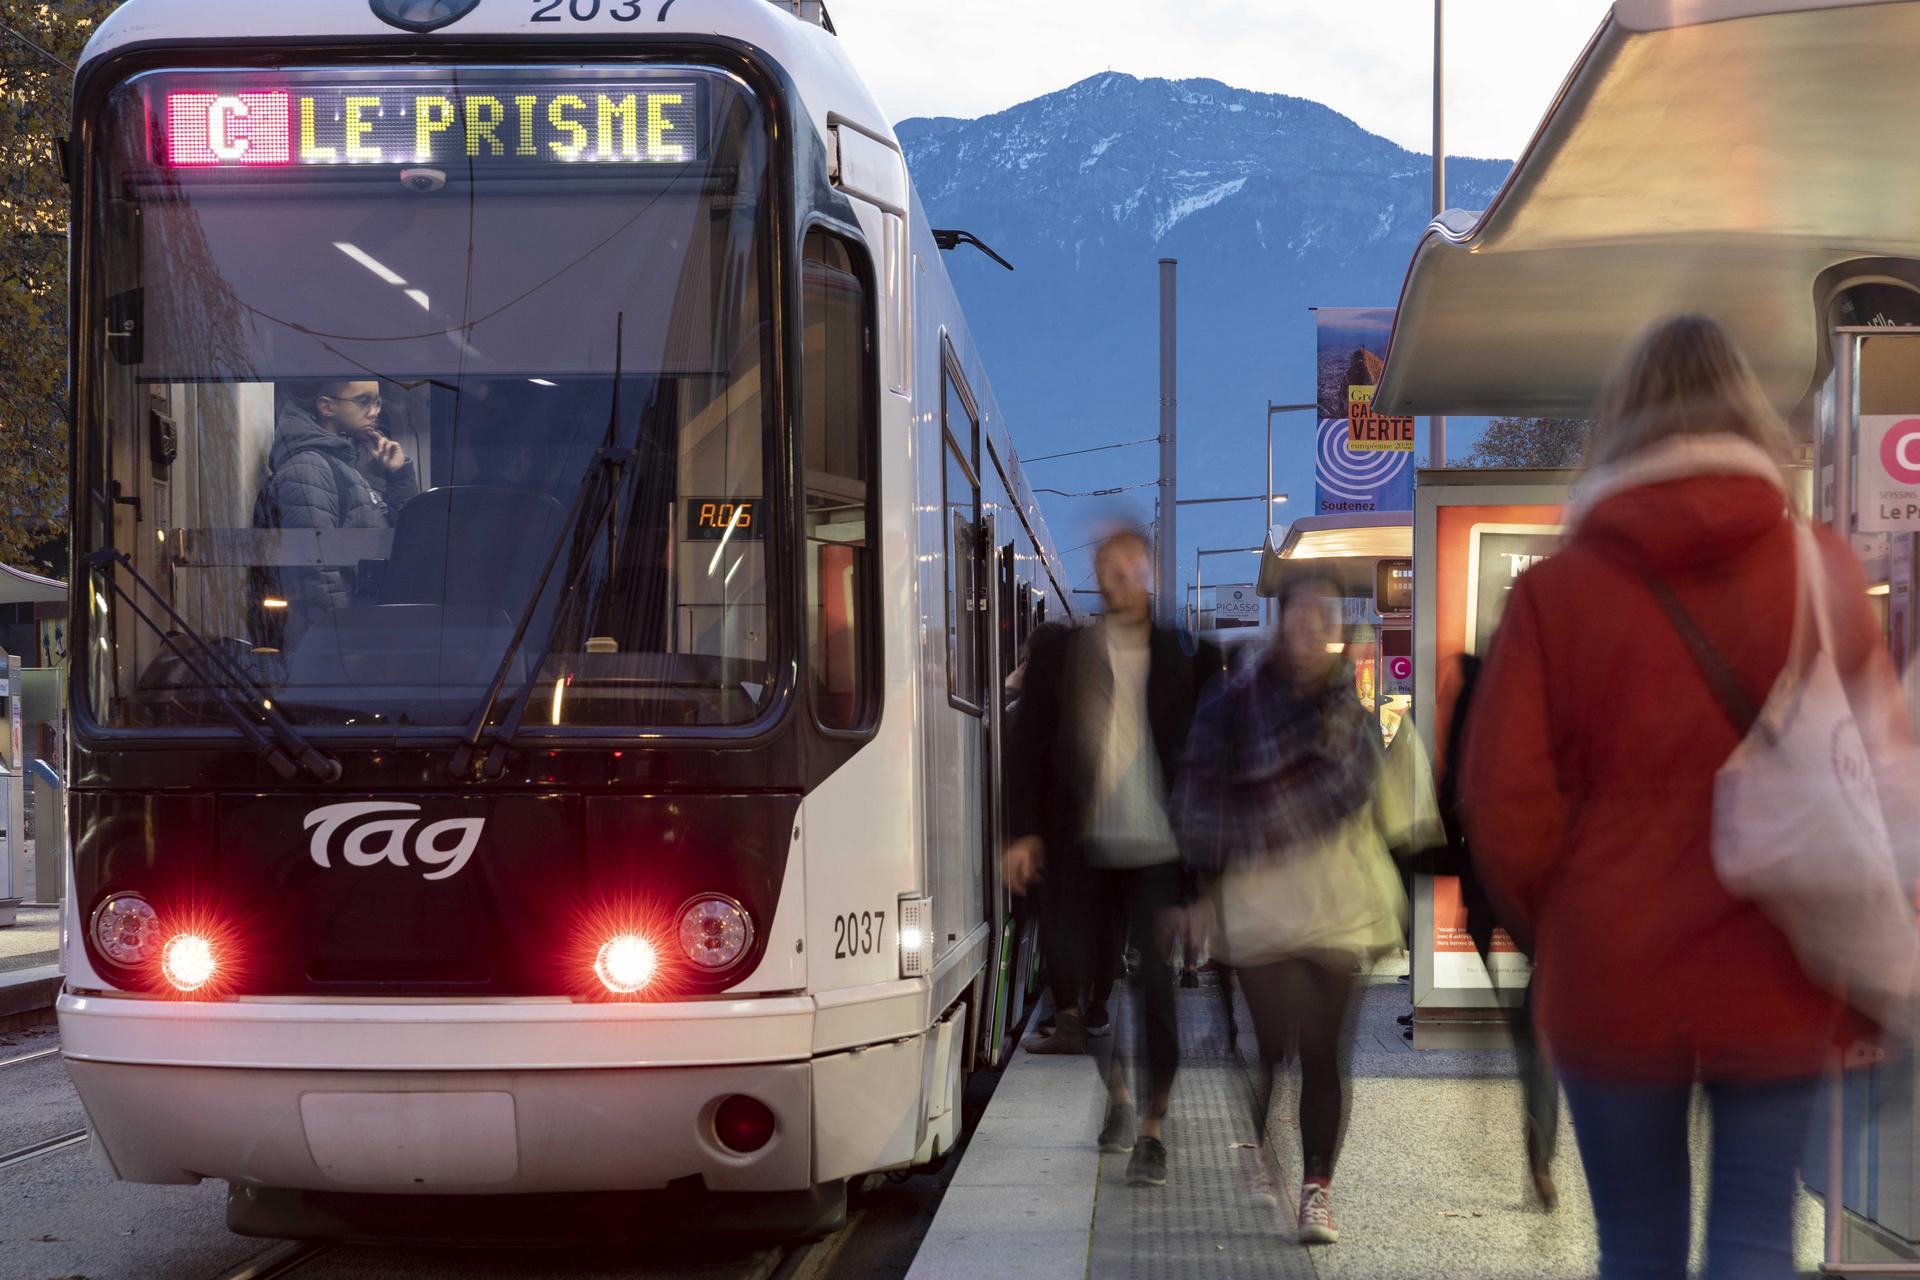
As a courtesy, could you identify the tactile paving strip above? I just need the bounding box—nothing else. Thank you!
[1087,984,1318,1280]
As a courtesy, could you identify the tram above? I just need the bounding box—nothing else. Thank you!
[56,0,1067,1240]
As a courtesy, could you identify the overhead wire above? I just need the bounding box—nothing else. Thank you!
[1033,481,1155,499]
[1022,435,1161,464]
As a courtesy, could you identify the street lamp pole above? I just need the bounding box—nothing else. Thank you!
[1266,402,1316,626]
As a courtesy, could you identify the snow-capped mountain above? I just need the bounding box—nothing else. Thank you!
[896,73,1512,585]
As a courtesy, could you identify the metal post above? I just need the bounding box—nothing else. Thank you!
[1429,0,1448,470]
[1159,259,1179,628]
[1837,332,1856,541]
[1193,546,1203,636]
[1265,403,1317,626]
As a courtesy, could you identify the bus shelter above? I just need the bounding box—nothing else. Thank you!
[1376,1,1920,1270]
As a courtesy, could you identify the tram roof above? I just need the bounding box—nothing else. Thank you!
[1374,0,1920,420]
[79,1,857,96]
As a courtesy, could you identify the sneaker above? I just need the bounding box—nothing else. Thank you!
[1297,1182,1338,1244]
[1035,1014,1056,1037]
[1098,1102,1136,1154]
[1024,1008,1086,1055]
[1084,1003,1113,1037]
[1125,1135,1168,1187]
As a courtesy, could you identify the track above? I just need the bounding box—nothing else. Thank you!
[0,1045,60,1070]
[0,1127,88,1171]
[213,1242,334,1280]
[194,1229,822,1280]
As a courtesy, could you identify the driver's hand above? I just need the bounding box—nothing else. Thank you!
[1004,837,1045,896]
[371,436,408,473]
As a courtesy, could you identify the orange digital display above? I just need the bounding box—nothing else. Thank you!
[685,499,763,541]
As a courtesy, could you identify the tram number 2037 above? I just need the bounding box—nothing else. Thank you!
[832,910,886,960]
[530,0,684,22]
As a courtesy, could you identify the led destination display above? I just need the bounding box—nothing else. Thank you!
[156,78,703,168]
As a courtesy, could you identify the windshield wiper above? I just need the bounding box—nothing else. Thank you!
[85,539,342,783]
[450,315,633,781]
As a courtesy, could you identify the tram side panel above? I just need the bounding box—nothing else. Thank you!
[798,190,947,1182]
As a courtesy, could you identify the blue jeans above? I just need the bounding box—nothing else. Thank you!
[1561,1072,1818,1280]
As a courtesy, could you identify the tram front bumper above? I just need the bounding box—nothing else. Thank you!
[56,989,931,1196]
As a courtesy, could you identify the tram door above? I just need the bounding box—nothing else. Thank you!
[938,352,991,1023]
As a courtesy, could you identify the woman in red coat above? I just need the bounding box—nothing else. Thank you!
[1461,314,1910,1280]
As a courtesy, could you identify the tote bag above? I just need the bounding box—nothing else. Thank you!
[1651,522,1920,1031]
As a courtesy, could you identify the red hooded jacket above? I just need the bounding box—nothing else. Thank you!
[1461,440,1906,1082]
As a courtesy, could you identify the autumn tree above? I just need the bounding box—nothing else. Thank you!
[1454,417,1591,470]
[0,2,125,574]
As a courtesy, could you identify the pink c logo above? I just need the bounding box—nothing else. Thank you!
[1883,419,1920,486]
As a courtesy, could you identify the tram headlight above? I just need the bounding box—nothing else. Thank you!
[677,896,753,972]
[90,892,162,967]
[594,933,659,995]
[160,933,218,993]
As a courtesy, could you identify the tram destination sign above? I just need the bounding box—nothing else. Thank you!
[150,74,704,169]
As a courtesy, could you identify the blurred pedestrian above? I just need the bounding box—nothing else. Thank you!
[1174,574,1410,1246]
[1004,525,1221,1189]
[1462,314,1914,1280]
[1428,652,1559,1209]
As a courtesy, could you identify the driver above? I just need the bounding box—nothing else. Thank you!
[253,379,419,638]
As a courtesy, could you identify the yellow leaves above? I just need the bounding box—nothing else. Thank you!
[0,1,128,570]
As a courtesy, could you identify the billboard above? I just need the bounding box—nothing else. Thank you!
[1315,308,1414,516]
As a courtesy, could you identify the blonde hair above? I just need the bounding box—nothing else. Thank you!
[1586,315,1793,470]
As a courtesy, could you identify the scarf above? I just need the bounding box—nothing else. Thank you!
[1174,657,1382,872]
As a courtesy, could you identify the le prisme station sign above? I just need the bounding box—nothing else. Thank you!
[1865,416,1920,532]
[147,74,703,168]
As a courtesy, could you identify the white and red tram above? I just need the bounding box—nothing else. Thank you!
[58,0,1065,1239]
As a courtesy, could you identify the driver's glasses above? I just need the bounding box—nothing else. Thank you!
[327,394,382,413]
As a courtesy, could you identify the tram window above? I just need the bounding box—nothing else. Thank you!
[803,231,875,732]
[943,363,983,711]
[81,66,782,733]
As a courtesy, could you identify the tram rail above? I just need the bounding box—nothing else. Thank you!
[0,1128,88,1172]
[0,1045,60,1070]
[212,1241,333,1280]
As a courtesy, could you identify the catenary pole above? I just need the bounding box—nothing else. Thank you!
[1158,259,1178,627]
[1429,0,1448,469]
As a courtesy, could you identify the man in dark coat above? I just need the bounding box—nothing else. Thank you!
[254,380,418,641]
[1004,526,1221,1188]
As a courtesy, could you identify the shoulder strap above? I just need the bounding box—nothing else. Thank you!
[1638,572,1762,739]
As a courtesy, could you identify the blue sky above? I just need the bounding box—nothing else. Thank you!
[830,1,1612,159]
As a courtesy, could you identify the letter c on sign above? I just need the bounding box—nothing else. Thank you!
[207,96,250,160]
[1883,419,1920,486]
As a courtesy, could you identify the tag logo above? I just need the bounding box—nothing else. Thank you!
[304,801,483,881]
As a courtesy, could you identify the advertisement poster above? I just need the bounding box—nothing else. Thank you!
[1315,308,1414,516]
[1430,504,1565,991]
[1464,524,1561,656]
[1212,584,1260,627]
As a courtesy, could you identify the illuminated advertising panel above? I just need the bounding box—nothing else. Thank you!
[149,74,704,169]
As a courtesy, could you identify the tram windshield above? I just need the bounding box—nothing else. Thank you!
[83,65,778,732]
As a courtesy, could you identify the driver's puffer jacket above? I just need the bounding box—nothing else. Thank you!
[257,398,419,612]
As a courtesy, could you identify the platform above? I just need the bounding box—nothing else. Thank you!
[911,972,1827,1280]
[0,905,61,1027]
